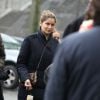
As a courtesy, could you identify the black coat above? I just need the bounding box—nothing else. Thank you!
[17,31,58,89]
[0,34,9,80]
[45,26,100,100]
[63,15,84,38]
[0,34,6,100]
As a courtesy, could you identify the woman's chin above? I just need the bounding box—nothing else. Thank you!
[45,32,52,35]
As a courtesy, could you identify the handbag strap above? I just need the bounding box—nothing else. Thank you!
[36,43,47,71]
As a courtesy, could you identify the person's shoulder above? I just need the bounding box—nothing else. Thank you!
[62,27,100,53]
[62,31,86,47]
[24,32,38,40]
[27,32,38,39]
[63,27,98,45]
[62,32,79,45]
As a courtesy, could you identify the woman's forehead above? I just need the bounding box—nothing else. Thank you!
[42,18,56,23]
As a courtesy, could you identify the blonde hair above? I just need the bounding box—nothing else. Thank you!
[40,10,56,23]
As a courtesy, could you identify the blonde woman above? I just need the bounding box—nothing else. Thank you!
[17,10,59,100]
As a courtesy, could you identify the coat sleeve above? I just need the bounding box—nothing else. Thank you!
[0,34,5,68]
[44,43,68,100]
[17,37,31,82]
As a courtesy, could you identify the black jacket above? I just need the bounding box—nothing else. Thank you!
[17,31,58,88]
[0,35,5,66]
[63,15,84,38]
[0,34,9,80]
[45,26,100,100]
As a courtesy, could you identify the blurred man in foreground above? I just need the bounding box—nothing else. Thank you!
[44,0,100,100]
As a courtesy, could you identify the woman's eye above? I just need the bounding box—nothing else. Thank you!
[51,24,54,26]
[46,23,50,25]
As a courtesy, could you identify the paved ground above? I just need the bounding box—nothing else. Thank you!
[3,88,18,100]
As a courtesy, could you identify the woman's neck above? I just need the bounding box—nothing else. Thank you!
[44,34,50,40]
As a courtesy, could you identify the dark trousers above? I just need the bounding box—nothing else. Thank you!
[18,85,44,100]
[0,86,4,100]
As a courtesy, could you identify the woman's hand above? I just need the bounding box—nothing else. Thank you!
[24,79,32,90]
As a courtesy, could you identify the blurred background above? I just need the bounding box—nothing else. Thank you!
[0,0,88,38]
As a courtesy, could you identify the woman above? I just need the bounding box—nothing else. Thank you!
[17,10,59,100]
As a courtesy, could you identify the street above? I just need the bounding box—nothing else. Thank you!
[3,88,18,100]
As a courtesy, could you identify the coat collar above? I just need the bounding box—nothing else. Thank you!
[37,29,52,45]
[38,29,52,41]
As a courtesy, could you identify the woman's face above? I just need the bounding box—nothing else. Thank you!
[40,18,56,36]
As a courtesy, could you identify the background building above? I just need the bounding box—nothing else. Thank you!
[0,0,88,37]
